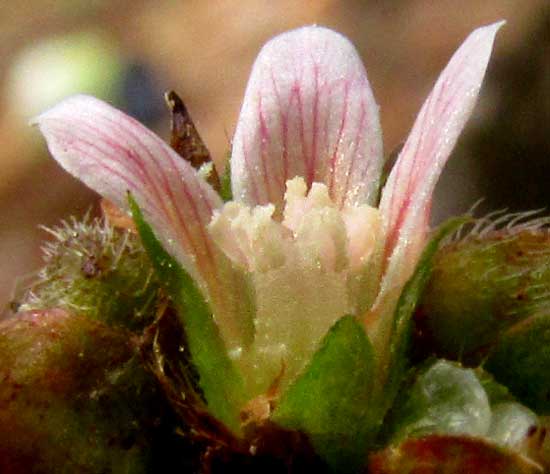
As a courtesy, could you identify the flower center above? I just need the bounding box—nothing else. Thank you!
[209,177,381,395]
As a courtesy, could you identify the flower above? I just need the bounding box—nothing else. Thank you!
[33,23,503,400]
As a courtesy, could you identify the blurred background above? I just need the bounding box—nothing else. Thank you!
[0,0,548,310]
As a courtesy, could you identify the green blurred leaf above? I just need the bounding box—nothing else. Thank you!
[485,314,550,414]
[9,30,123,119]
[385,360,491,443]
[271,315,376,474]
[129,196,245,432]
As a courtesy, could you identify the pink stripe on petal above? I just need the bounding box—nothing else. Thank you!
[231,26,383,211]
[373,22,504,325]
[32,95,222,282]
[33,95,253,349]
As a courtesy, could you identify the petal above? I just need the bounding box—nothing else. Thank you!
[231,26,383,211]
[32,94,221,284]
[33,96,254,350]
[376,22,504,305]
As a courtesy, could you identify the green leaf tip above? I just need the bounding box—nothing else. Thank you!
[272,315,376,474]
[128,194,245,433]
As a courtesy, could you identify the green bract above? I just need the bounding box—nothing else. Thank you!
[379,217,468,412]
[129,195,246,432]
[272,316,375,474]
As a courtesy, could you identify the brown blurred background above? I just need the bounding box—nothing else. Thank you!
[1,0,549,310]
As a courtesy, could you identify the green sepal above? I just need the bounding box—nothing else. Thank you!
[271,315,376,474]
[381,217,469,410]
[485,313,550,414]
[128,195,245,432]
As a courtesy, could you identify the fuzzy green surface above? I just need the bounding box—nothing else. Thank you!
[417,228,550,361]
[19,216,161,332]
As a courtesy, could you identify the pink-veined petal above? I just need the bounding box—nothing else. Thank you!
[32,95,251,349]
[33,94,220,282]
[374,21,504,313]
[231,26,383,211]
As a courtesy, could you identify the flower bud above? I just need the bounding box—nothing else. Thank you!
[415,225,550,363]
[16,216,161,332]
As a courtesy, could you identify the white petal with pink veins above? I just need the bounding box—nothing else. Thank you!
[231,26,383,212]
[369,22,504,347]
[33,95,251,350]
